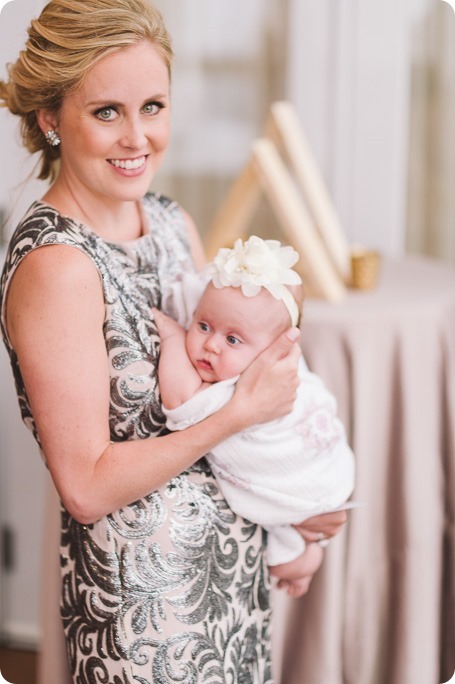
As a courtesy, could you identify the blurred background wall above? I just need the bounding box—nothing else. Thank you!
[0,0,454,648]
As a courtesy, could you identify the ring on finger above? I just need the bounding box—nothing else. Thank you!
[317,532,329,548]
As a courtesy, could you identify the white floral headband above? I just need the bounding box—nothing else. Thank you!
[206,235,302,326]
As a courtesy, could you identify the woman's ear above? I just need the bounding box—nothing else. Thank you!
[36,109,59,136]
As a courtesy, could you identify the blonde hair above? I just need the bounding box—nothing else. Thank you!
[0,0,173,180]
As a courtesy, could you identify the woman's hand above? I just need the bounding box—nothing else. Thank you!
[231,327,301,429]
[294,510,348,544]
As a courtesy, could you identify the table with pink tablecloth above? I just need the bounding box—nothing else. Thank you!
[273,255,455,684]
[39,255,455,684]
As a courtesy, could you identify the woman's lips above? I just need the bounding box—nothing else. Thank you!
[108,155,147,170]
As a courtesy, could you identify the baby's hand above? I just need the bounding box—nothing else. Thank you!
[152,308,185,341]
[277,576,314,599]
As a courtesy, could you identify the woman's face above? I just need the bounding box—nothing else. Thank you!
[48,41,170,204]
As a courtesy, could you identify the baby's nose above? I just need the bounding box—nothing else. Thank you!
[204,334,220,353]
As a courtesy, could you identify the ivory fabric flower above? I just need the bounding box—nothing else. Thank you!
[207,235,302,297]
[205,236,303,325]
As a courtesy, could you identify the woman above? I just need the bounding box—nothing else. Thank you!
[0,1,346,681]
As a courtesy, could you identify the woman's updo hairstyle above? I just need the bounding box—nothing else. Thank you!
[0,0,173,180]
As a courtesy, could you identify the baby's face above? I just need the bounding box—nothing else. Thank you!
[185,284,290,382]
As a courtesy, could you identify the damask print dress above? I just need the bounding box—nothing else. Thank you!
[0,193,273,684]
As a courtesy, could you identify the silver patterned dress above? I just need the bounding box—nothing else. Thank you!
[0,194,273,684]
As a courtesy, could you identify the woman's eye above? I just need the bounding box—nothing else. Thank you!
[143,101,163,115]
[95,107,117,121]
[226,335,241,346]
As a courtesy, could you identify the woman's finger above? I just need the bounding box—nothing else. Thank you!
[259,326,301,363]
[294,510,348,542]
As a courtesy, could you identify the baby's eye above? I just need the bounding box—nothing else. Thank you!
[226,335,241,346]
[198,322,210,332]
[95,107,118,121]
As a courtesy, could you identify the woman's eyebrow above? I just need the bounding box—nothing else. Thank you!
[86,93,168,107]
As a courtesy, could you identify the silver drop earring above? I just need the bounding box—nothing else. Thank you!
[45,129,61,147]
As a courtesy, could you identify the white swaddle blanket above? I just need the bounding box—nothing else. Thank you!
[163,359,355,565]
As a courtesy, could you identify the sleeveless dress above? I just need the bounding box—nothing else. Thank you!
[0,194,273,684]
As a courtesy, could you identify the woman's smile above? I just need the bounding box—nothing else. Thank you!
[107,155,148,171]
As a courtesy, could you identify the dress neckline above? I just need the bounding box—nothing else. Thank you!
[32,199,152,247]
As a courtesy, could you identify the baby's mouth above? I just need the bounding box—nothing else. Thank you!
[198,359,213,371]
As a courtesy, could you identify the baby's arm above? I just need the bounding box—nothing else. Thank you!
[153,308,204,409]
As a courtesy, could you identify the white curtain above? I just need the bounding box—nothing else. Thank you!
[152,0,288,237]
[407,0,455,265]
[156,0,414,259]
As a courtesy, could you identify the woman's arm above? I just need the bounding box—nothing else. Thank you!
[7,245,300,525]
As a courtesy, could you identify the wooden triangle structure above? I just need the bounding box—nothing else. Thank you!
[204,101,350,302]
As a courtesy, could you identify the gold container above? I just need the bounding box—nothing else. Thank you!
[350,249,381,290]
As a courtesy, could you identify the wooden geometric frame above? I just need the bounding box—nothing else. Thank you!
[266,101,351,282]
[204,101,350,302]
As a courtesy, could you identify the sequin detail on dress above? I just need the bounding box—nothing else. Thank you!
[0,193,273,683]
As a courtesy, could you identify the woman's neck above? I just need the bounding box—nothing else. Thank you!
[41,179,145,242]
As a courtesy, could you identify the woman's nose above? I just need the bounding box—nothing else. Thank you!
[120,116,148,149]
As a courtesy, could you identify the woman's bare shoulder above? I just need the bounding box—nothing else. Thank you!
[7,243,102,307]
[6,243,104,347]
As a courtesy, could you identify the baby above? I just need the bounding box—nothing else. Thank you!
[154,236,355,596]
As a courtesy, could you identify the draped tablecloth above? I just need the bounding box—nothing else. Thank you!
[39,255,455,684]
[272,255,455,684]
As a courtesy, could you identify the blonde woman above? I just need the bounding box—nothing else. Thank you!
[0,1,346,680]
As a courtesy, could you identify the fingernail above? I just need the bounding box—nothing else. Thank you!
[286,327,300,341]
